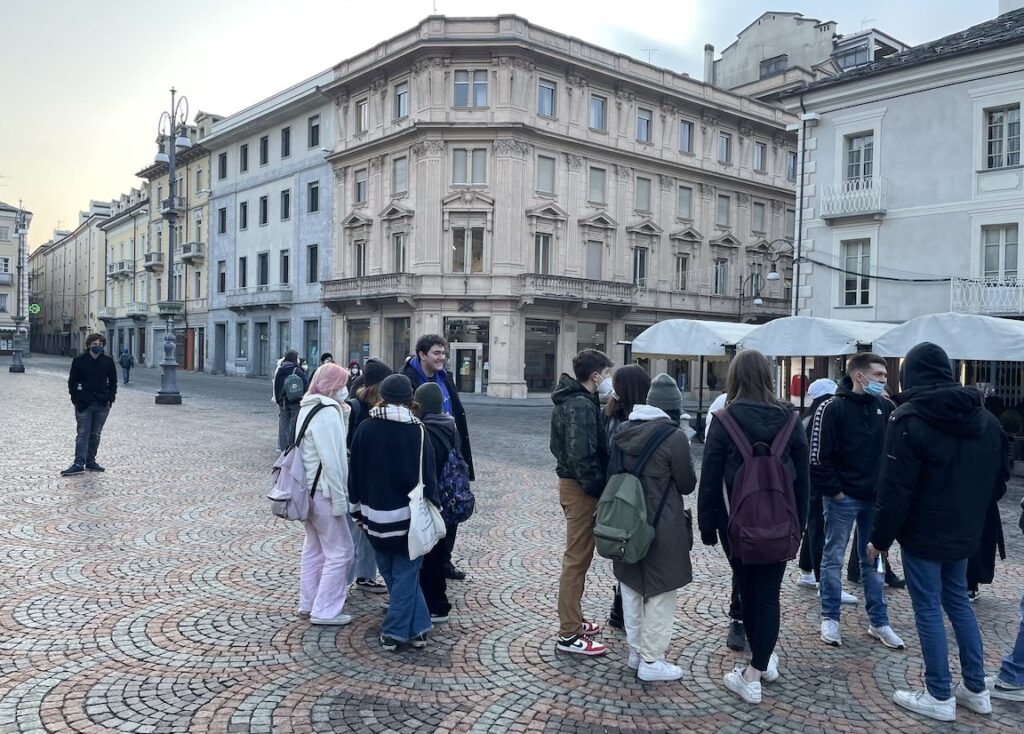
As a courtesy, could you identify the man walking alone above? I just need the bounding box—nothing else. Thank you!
[62,333,118,476]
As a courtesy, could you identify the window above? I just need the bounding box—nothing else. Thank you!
[194,271,201,299]
[307,181,320,213]
[0,256,10,273]
[258,196,268,226]
[635,176,652,211]
[987,106,1021,169]
[304,319,320,367]
[633,247,648,287]
[392,157,408,194]
[846,133,874,181]
[452,227,484,273]
[217,152,227,180]
[835,45,870,69]
[453,148,486,185]
[538,79,556,117]
[307,244,319,283]
[637,108,652,143]
[752,202,766,233]
[217,207,227,234]
[240,143,249,173]
[454,70,488,108]
[354,240,366,277]
[281,127,291,158]
[585,240,603,280]
[785,208,796,239]
[754,142,767,172]
[280,250,290,284]
[0,293,8,312]
[536,155,555,194]
[718,132,732,163]
[716,195,731,226]
[280,189,291,221]
[713,258,728,296]
[759,54,788,79]
[534,233,552,274]
[307,115,320,148]
[590,95,607,131]
[394,82,409,119]
[236,322,248,358]
[239,201,248,230]
[393,233,406,272]
[679,120,694,153]
[257,252,269,285]
[588,167,606,203]
[0,227,8,242]
[983,224,1018,280]
[786,151,798,181]
[354,169,367,202]
[677,186,693,219]
[675,255,688,291]
[259,135,269,165]
[842,239,871,305]
[195,169,203,189]
[356,99,369,133]
[238,256,248,288]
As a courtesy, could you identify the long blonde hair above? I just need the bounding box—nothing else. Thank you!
[726,350,777,405]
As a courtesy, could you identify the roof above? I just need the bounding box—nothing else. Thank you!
[0,200,31,215]
[790,8,1024,97]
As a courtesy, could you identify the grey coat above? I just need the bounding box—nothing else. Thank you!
[611,416,697,598]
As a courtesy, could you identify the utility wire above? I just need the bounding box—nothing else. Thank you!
[798,255,954,283]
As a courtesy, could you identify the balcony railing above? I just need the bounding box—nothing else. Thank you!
[951,277,1024,316]
[820,176,887,221]
[322,273,415,302]
[519,274,637,304]
[126,302,149,318]
[144,251,164,271]
[160,196,186,216]
[226,285,294,311]
[179,241,204,263]
[98,307,118,321]
[0,273,12,286]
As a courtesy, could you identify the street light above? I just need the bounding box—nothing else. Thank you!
[9,205,28,373]
[153,87,189,405]
[737,271,766,324]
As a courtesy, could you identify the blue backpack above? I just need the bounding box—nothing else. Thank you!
[427,426,474,524]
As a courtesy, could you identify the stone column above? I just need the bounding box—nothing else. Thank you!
[412,140,445,271]
[492,139,530,274]
[487,305,527,398]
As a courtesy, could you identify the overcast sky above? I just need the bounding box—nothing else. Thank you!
[1,0,995,249]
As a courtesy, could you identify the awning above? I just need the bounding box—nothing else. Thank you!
[631,319,758,360]
[873,311,1024,361]
[738,315,895,357]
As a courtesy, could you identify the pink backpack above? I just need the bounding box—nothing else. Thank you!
[267,404,325,522]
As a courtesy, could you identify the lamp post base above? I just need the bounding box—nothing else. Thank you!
[155,392,182,405]
[9,329,27,372]
[155,311,182,405]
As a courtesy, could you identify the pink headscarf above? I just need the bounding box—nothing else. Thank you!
[307,362,350,397]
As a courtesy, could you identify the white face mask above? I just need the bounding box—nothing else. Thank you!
[335,387,349,403]
[597,376,614,397]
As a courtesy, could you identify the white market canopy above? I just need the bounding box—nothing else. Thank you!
[873,311,1024,361]
[631,319,758,360]
[738,316,895,357]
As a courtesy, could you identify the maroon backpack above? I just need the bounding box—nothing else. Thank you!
[715,408,801,565]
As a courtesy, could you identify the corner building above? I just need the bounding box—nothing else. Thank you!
[322,16,797,397]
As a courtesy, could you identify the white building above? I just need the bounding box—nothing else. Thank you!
[0,201,32,353]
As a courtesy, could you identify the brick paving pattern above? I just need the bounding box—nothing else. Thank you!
[0,357,1022,733]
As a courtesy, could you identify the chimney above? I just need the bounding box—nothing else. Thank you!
[704,44,715,84]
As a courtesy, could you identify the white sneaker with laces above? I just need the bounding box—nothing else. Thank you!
[893,689,955,722]
[723,664,762,704]
[796,573,819,589]
[817,589,859,604]
[987,675,1024,701]
[820,619,842,647]
[868,624,905,650]
[310,613,353,626]
[626,647,640,670]
[954,682,992,714]
[762,653,780,683]
[638,658,683,682]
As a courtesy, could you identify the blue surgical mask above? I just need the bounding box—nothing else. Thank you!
[864,380,885,397]
[90,345,105,355]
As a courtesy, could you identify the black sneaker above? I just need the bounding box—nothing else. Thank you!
[380,634,401,651]
[410,633,427,649]
[85,462,105,472]
[61,464,85,476]
[885,572,907,589]
[726,620,748,652]
[443,563,466,581]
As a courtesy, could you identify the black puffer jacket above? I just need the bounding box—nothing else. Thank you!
[550,374,608,497]
[871,342,1010,561]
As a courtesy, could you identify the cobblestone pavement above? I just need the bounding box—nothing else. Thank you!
[1,359,1022,733]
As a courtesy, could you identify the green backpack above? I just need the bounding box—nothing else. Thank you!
[594,424,677,564]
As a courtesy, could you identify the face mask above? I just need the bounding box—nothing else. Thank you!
[597,376,613,396]
[336,387,349,403]
[90,345,104,355]
[864,380,885,397]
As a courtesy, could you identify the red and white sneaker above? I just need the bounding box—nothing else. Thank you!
[556,634,608,656]
[580,620,604,636]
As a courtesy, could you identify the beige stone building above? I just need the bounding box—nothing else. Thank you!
[321,16,798,397]
[97,188,150,360]
[0,201,31,353]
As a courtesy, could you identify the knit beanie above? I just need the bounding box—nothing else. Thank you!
[380,374,414,403]
[900,342,955,391]
[647,373,682,413]
[362,358,393,387]
[414,382,444,417]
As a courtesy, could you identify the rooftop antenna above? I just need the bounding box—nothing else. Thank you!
[641,47,659,64]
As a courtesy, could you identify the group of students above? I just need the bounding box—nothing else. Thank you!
[551,343,1024,722]
[278,335,475,650]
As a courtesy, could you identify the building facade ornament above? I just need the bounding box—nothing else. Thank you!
[659,174,674,191]
[493,139,531,158]
[616,164,632,181]
[565,153,582,170]
[412,139,446,158]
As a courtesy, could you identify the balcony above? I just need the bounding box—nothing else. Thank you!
[160,196,186,216]
[225,285,294,311]
[179,241,205,264]
[951,278,1024,316]
[114,260,134,279]
[144,251,164,271]
[0,273,12,286]
[820,177,887,223]
[518,274,637,306]
[126,302,149,319]
[322,273,416,307]
[98,306,118,322]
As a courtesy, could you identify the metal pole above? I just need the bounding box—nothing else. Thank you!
[737,275,744,323]
[696,355,706,443]
[156,87,182,404]
[799,355,807,410]
[9,206,26,372]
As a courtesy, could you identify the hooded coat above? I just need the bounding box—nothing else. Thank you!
[550,374,608,497]
[611,406,697,597]
[870,342,1010,562]
[401,357,475,481]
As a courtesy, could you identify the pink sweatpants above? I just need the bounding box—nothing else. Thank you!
[299,492,355,619]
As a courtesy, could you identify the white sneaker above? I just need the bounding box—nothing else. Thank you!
[637,657,683,682]
[310,613,353,626]
[796,573,819,589]
[987,675,1024,701]
[626,647,640,670]
[893,689,955,722]
[723,664,762,704]
[868,625,905,650]
[820,619,842,647]
[762,653,780,683]
[817,589,859,604]
[954,681,992,714]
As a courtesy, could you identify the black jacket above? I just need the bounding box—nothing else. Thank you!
[68,352,118,409]
[808,386,893,501]
[274,362,307,405]
[698,400,810,538]
[550,374,609,497]
[401,359,475,481]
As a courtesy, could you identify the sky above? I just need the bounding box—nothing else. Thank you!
[0,0,996,250]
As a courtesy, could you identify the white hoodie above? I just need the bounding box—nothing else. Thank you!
[295,391,350,517]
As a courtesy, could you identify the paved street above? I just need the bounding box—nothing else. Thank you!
[1,356,1022,734]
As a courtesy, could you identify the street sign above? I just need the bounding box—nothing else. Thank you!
[28,303,40,314]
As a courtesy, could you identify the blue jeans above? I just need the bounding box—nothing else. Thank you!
[998,592,1024,686]
[74,403,110,466]
[902,551,986,699]
[345,516,378,584]
[820,495,888,626]
[375,548,431,642]
[121,366,131,384]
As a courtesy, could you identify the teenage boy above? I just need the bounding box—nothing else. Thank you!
[62,333,118,476]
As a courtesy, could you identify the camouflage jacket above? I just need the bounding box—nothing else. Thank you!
[550,374,608,497]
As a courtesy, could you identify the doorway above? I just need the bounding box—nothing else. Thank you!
[388,317,410,372]
[214,323,226,374]
[195,327,206,372]
[451,343,483,393]
[525,319,558,392]
[255,322,270,376]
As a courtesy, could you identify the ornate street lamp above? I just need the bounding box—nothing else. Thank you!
[763,237,798,315]
[9,205,28,373]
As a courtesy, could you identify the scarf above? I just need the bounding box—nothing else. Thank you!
[369,404,421,424]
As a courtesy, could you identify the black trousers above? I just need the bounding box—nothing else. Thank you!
[419,537,451,617]
[731,559,786,671]
[444,522,458,559]
[799,493,826,579]
[719,528,742,621]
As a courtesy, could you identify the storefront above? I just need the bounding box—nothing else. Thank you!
[445,317,489,393]
[525,319,558,392]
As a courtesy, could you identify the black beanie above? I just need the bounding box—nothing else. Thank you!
[380,374,414,403]
[362,358,393,387]
[900,342,955,391]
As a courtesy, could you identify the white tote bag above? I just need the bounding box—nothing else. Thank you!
[407,426,447,560]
